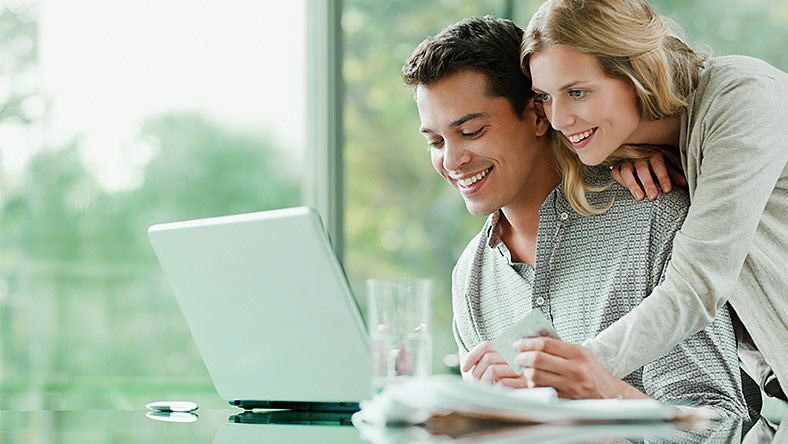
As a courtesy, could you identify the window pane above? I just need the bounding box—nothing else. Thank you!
[0,0,307,410]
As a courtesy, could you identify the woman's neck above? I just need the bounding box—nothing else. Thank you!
[631,114,683,148]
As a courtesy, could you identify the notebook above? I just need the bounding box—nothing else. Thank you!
[148,206,371,411]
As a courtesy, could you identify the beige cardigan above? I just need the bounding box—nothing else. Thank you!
[586,56,788,394]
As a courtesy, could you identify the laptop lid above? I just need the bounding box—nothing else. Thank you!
[148,207,372,405]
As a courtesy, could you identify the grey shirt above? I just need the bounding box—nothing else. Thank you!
[585,56,788,396]
[452,167,747,416]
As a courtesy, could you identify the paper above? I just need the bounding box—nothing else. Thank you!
[491,309,559,374]
[353,376,680,427]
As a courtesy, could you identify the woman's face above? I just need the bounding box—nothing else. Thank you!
[529,45,643,166]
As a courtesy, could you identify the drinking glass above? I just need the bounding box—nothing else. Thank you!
[366,278,432,390]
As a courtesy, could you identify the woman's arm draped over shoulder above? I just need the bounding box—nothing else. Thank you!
[586,63,788,379]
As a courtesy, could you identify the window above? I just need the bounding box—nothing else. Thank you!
[0,0,308,409]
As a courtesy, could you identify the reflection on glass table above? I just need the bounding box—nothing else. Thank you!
[0,409,783,444]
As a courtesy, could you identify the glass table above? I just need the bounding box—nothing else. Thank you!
[2,407,783,444]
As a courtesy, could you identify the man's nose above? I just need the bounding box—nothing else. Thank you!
[442,140,471,172]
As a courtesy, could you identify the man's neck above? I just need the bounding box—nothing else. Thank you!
[498,164,561,267]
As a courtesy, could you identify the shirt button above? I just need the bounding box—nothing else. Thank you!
[560,212,569,220]
[535,296,545,306]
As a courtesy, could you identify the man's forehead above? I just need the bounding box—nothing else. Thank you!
[416,75,490,119]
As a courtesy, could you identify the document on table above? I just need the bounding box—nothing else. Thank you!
[353,376,686,427]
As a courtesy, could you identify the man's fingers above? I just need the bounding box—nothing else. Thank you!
[472,351,506,380]
[497,375,531,389]
[479,364,519,383]
[462,341,496,373]
[634,159,658,200]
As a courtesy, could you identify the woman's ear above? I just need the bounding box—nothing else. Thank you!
[529,98,550,137]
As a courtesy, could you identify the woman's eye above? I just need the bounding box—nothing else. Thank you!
[537,93,551,102]
[569,90,587,99]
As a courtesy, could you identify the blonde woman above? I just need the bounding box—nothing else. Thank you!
[513,0,788,403]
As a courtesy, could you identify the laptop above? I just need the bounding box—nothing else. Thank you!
[148,206,371,411]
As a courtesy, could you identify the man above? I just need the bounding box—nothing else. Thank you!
[401,16,748,416]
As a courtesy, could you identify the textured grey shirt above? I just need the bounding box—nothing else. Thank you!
[452,167,747,416]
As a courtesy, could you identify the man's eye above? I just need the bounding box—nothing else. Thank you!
[569,90,587,99]
[462,128,484,138]
[429,139,444,149]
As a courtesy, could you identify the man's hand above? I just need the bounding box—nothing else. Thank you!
[512,337,649,400]
[610,153,687,201]
[461,341,528,387]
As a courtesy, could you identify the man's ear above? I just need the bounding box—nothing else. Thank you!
[531,98,550,137]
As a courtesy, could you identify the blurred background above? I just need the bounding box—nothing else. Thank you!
[1,0,787,413]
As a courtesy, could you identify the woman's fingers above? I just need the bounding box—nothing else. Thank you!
[611,162,645,200]
[611,153,688,200]
[634,159,659,200]
[668,162,688,187]
[647,154,672,195]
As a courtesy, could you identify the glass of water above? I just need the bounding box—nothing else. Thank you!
[366,278,432,391]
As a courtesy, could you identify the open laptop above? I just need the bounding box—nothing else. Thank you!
[148,206,371,411]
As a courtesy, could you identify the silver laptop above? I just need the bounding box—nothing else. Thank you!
[148,207,371,411]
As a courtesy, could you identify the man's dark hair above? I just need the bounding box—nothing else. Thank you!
[402,16,533,118]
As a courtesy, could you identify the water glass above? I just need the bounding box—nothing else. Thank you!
[366,278,432,390]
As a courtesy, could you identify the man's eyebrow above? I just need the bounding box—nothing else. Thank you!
[450,112,487,129]
[419,112,488,134]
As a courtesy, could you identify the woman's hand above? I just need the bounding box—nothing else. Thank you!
[512,337,648,400]
[610,153,687,201]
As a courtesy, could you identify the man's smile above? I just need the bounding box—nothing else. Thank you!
[453,166,493,189]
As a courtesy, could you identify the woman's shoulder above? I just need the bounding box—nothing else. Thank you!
[690,56,788,131]
[698,56,788,97]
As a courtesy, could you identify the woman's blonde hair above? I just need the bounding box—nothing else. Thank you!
[521,0,705,215]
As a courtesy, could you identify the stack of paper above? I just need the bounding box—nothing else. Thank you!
[352,375,685,426]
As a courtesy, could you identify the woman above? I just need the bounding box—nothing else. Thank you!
[513,0,788,401]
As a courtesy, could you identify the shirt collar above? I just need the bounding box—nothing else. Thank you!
[486,210,504,249]
[483,180,575,251]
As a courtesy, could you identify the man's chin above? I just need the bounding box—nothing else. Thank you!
[464,200,498,217]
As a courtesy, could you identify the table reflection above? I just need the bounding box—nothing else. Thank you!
[0,409,782,444]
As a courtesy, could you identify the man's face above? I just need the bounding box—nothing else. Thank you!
[416,70,551,216]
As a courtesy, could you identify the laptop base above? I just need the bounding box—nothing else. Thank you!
[230,400,360,412]
[229,410,354,426]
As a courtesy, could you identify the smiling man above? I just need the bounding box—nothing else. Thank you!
[401,16,750,417]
